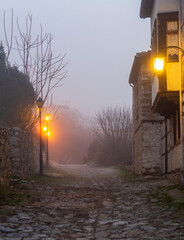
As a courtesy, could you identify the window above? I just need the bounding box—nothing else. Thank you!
[166,21,179,61]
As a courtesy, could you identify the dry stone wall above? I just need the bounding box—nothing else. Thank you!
[10,128,39,178]
[0,127,10,187]
[0,126,39,187]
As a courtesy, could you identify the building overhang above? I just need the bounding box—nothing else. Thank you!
[140,0,154,18]
[152,91,179,117]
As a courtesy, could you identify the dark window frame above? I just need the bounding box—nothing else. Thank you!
[166,20,179,62]
[157,12,179,59]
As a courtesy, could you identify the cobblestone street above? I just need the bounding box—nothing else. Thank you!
[0,164,184,240]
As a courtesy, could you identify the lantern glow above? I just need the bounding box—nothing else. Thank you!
[154,57,165,73]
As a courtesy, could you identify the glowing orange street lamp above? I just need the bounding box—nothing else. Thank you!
[43,126,48,132]
[45,114,50,168]
[46,115,50,121]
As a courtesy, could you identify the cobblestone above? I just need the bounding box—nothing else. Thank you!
[0,164,184,239]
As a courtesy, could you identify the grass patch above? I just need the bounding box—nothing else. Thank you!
[166,184,180,190]
[151,190,173,203]
[28,173,79,186]
[0,187,9,199]
[27,165,78,185]
[28,175,63,184]
[0,166,79,207]
[44,166,68,176]
[0,210,4,215]
[149,186,184,210]
[118,167,137,180]
[0,187,27,206]
[5,194,27,206]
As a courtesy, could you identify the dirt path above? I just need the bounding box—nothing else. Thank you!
[0,164,184,240]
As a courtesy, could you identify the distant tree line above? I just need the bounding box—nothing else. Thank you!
[87,106,132,166]
[47,105,132,167]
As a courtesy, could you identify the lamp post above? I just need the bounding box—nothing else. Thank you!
[45,114,50,168]
[36,97,44,176]
[154,46,184,186]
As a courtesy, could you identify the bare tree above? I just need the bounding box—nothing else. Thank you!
[3,11,67,130]
[88,106,132,166]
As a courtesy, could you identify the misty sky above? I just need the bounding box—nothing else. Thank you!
[0,0,150,116]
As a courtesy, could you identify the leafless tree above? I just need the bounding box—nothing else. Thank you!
[88,106,132,166]
[3,11,67,131]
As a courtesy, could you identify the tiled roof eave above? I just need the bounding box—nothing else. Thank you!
[140,0,154,18]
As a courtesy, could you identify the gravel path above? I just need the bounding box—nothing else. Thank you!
[0,164,184,240]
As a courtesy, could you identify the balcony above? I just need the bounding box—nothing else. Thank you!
[152,61,179,116]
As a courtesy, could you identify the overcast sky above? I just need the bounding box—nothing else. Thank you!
[0,0,150,116]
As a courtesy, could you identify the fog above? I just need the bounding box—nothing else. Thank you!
[48,106,92,164]
[0,0,150,116]
[44,105,132,166]
[1,1,151,165]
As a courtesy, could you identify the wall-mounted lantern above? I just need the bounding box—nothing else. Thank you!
[154,56,165,74]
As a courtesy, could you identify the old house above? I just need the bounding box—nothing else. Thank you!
[130,0,184,180]
[129,51,163,176]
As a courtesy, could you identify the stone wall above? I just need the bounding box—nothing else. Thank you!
[0,127,11,187]
[134,123,162,176]
[133,127,142,175]
[10,128,39,178]
[131,52,163,176]
[141,122,162,175]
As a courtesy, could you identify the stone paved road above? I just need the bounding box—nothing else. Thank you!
[0,164,184,240]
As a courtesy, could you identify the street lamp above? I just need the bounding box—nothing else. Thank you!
[36,97,44,176]
[45,114,50,168]
[154,46,184,186]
